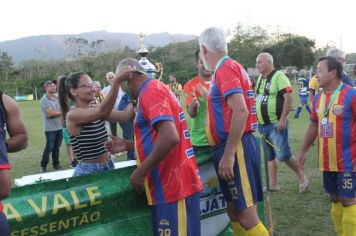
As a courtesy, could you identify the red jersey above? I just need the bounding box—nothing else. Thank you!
[311,84,356,172]
[134,78,203,205]
[206,56,257,146]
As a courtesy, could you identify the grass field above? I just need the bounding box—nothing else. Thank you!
[8,88,336,235]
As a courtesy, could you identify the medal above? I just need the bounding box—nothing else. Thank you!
[321,117,328,125]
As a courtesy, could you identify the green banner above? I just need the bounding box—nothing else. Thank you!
[4,166,152,236]
[3,149,264,235]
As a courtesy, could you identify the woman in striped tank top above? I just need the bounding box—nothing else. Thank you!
[58,70,134,176]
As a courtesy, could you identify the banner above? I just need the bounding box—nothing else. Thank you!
[3,149,264,235]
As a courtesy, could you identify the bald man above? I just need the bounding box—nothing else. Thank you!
[255,53,309,193]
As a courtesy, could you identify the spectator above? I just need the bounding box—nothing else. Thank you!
[117,93,135,160]
[255,53,309,193]
[40,80,63,173]
[93,81,104,104]
[101,72,124,136]
[168,73,183,100]
[0,91,27,235]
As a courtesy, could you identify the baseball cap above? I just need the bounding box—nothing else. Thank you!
[44,80,57,88]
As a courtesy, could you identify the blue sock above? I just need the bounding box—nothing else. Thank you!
[306,105,311,114]
[295,107,302,117]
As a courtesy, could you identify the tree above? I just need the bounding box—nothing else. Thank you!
[0,51,14,82]
[228,23,270,67]
[264,35,315,69]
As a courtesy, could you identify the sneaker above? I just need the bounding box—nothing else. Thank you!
[53,165,63,171]
[40,167,47,173]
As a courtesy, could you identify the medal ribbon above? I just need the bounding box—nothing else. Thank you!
[321,83,343,118]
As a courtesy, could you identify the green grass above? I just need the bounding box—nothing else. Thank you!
[8,87,336,235]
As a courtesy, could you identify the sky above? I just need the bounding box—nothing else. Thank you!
[1,0,355,53]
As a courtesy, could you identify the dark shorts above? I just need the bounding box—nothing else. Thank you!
[211,133,263,210]
[323,172,356,198]
[258,122,292,162]
[0,211,9,235]
[151,192,200,236]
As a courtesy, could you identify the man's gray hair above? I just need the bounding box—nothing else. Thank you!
[258,52,274,65]
[326,48,345,59]
[199,27,227,53]
[116,58,146,75]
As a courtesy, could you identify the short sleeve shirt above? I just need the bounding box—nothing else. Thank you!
[134,78,203,205]
[40,95,62,131]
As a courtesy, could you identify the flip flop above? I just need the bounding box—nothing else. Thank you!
[299,179,309,193]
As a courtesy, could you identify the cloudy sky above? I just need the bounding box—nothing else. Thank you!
[1,0,355,53]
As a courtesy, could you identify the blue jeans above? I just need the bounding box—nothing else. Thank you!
[258,122,292,162]
[118,94,135,160]
[0,211,9,235]
[119,121,135,160]
[41,130,63,168]
[73,159,114,177]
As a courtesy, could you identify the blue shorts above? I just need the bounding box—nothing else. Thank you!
[0,211,9,236]
[258,122,292,162]
[323,172,356,198]
[73,159,114,177]
[212,133,263,210]
[151,192,200,236]
[299,95,309,106]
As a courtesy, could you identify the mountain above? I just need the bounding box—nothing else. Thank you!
[0,31,197,63]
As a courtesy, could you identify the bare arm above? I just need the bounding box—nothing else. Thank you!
[278,92,292,130]
[67,69,132,128]
[107,103,135,122]
[130,120,179,192]
[219,93,248,180]
[0,169,10,200]
[3,94,28,152]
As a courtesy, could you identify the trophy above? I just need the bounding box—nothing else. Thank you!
[137,33,163,81]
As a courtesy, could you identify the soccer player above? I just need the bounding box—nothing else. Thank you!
[309,74,319,105]
[294,69,311,118]
[106,58,203,236]
[298,56,356,236]
[199,27,268,235]
[183,49,212,152]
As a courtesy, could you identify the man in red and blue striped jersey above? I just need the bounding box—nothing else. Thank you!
[106,58,203,236]
[298,56,356,236]
[199,27,268,236]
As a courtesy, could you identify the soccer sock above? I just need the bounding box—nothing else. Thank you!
[231,221,247,236]
[306,105,311,114]
[295,107,302,117]
[342,204,356,236]
[331,202,343,236]
[246,222,269,236]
